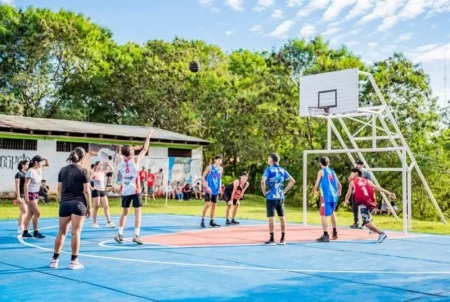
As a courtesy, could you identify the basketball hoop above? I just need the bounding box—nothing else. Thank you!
[308,107,330,117]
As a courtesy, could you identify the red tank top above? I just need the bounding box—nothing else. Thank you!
[352,177,376,210]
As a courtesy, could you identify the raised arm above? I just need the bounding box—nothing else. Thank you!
[42,158,50,168]
[136,130,154,163]
[313,170,323,197]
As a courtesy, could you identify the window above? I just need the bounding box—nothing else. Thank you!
[0,138,37,150]
[168,148,192,158]
[56,141,89,152]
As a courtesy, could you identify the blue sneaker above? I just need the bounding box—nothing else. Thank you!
[377,233,387,243]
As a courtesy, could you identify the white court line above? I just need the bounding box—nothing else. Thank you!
[17,236,450,275]
[98,240,263,249]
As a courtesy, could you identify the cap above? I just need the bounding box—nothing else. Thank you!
[31,155,44,163]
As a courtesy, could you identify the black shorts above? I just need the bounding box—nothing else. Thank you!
[59,201,87,217]
[122,194,142,208]
[205,193,219,203]
[359,205,373,225]
[106,172,113,177]
[92,190,106,198]
[224,189,239,205]
[266,199,285,217]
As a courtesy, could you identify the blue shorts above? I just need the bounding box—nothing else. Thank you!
[320,202,336,217]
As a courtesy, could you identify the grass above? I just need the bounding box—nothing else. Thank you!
[1,195,449,235]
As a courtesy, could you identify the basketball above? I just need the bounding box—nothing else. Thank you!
[189,61,200,73]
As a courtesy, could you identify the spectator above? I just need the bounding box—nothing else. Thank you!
[193,182,202,199]
[138,167,147,194]
[39,180,50,205]
[387,202,398,216]
[182,184,192,201]
[155,168,164,193]
[147,169,155,201]
[175,182,183,201]
[163,181,175,199]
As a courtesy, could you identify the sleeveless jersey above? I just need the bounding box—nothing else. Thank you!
[352,177,376,210]
[118,158,139,196]
[206,165,222,195]
[225,180,247,200]
[319,167,338,203]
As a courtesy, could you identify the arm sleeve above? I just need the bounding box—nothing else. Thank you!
[82,169,89,184]
[58,170,62,183]
[25,169,33,179]
[284,169,291,180]
[262,168,270,179]
[15,172,20,179]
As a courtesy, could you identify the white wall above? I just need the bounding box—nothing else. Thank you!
[0,141,203,195]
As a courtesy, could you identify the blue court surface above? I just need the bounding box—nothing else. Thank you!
[0,214,450,302]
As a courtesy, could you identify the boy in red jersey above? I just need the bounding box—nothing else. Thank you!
[345,168,396,243]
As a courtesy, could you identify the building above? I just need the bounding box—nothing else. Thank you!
[0,115,209,196]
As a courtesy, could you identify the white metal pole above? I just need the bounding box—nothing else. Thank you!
[303,152,308,226]
[145,158,148,205]
[327,117,332,150]
[408,165,412,231]
[402,148,408,234]
[330,122,356,164]
[372,115,377,149]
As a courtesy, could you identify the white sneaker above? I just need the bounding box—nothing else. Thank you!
[69,259,84,270]
[92,223,99,229]
[49,259,59,269]
[377,233,388,243]
[106,222,116,228]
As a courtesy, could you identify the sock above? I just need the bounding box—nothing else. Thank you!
[270,232,274,241]
[135,228,140,236]
[324,231,329,236]
[333,228,337,234]
[71,255,78,262]
[53,253,60,260]
[281,232,285,241]
[18,225,23,231]
[119,226,124,235]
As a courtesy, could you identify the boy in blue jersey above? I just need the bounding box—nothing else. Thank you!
[261,153,295,246]
[200,155,223,228]
[314,156,342,242]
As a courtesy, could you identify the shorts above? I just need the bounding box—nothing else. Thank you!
[205,193,219,203]
[59,202,87,217]
[320,202,336,217]
[106,172,113,177]
[266,199,285,217]
[92,190,105,198]
[359,205,373,225]
[122,194,142,208]
[224,189,239,205]
[28,192,39,201]
[147,186,154,194]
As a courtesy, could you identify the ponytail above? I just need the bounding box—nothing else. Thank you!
[67,147,86,163]
[17,160,29,171]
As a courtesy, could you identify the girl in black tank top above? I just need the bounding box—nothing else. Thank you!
[225,172,249,225]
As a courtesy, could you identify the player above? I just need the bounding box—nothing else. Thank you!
[114,130,154,245]
[91,161,116,229]
[224,172,249,225]
[261,153,295,245]
[23,155,50,239]
[106,155,114,189]
[14,160,29,234]
[345,168,395,243]
[50,147,91,270]
[200,155,223,228]
[314,156,342,242]
[350,160,372,229]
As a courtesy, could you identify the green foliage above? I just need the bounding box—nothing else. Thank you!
[1,5,449,220]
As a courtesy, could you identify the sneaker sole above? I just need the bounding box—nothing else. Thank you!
[114,238,124,244]
[133,240,143,245]
[278,243,286,246]
[69,266,84,270]
[377,236,388,243]
[265,243,276,246]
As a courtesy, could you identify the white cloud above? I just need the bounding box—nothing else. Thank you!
[199,0,221,12]
[347,41,359,46]
[409,43,450,62]
[398,33,413,40]
[269,20,295,38]
[250,24,264,34]
[377,15,399,31]
[225,0,244,11]
[368,42,377,49]
[359,0,405,25]
[322,26,342,36]
[344,0,376,21]
[323,0,358,22]
[299,24,315,38]
[287,0,302,7]
[398,0,427,19]
[270,9,284,19]
[0,0,14,5]
[254,0,274,11]
[297,0,330,17]
[225,30,236,36]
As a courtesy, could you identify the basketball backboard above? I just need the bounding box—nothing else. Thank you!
[299,68,359,117]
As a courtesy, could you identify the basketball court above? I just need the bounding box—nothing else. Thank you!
[0,214,449,301]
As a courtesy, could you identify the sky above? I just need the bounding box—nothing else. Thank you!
[4,0,450,107]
